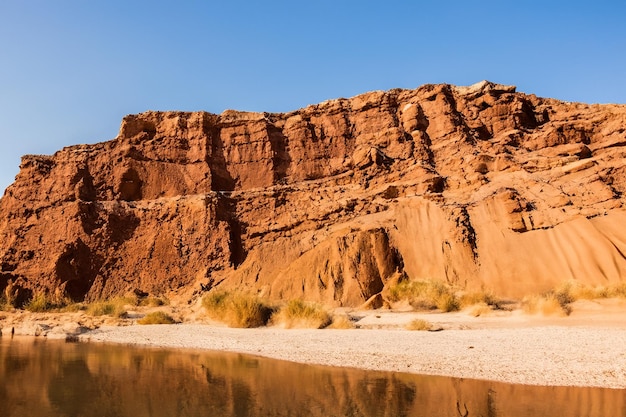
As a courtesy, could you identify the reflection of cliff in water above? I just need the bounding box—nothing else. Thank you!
[0,337,624,417]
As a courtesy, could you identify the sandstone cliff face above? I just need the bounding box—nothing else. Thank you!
[1,81,625,305]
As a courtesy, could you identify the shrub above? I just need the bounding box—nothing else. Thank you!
[459,289,500,309]
[137,311,176,325]
[327,314,355,329]
[0,296,8,311]
[608,283,626,298]
[202,291,272,328]
[548,281,626,302]
[436,292,460,312]
[272,299,332,329]
[467,302,492,317]
[3,280,19,308]
[553,282,575,306]
[60,303,85,313]
[388,279,460,312]
[139,297,167,307]
[23,291,75,312]
[24,293,55,312]
[522,293,571,316]
[406,319,432,331]
[86,298,128,318]
[563,281,626,301]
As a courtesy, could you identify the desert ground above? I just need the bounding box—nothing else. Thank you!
[2,298,626,389]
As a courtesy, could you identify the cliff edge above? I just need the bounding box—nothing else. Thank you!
[1,81,625,306]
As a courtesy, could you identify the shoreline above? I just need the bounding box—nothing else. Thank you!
[75,322,626,389]
[3,299,626,389]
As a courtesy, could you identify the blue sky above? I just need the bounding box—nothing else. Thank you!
[1,1,624,193]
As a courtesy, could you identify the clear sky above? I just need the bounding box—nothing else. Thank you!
[1,1,624,194]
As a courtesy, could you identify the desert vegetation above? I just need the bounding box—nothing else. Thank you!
[6,277,626,331]
[84,294,168,318]
[406,319,433,331]
[386,278,626,317]
[202,291,354,329]
[327,314,355,329]
[137,311,176,325]
[1,279,20,310]
[24,293,66,313]
[271,299,332,329]
[0,296,9,311]
[86,298,130,318]
[0,279,169,317]
[521,281,626,316]
[387,279,501,313]
[387,279,460,312]
[202,291,274,328]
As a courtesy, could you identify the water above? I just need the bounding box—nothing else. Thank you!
[0,336,624,417]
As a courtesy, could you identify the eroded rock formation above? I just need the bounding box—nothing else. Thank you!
[1,81,625,305]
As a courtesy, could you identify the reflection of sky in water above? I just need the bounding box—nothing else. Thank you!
[0,337,622,417]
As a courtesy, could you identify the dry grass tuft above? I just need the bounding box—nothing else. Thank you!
[522,293,571,316]
[327,314,355,329]
[272,299,332,329]
[559,281,626,301]
[202,291,273,328]
[460,289,500,308]
[139,296,168,307]
[467,302,492,317]
[23,292,72,312]
[24,293,55,312]
[86,298,129,318]
[2,280,19,309]
[388,279,460,312]
[406,319,433,331]
[608,283,626,298]
[137,311,176,325]
[0,296,9,312]
[520,281,626,317]
[459,289,502,316]
[60,303,85,313]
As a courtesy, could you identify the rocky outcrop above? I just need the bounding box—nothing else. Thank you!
[1,81,625,305]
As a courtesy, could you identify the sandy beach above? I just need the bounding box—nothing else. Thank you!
[77,322,626,389]
[3,298,626,389]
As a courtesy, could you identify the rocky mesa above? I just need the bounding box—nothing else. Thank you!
[1,81,625,307]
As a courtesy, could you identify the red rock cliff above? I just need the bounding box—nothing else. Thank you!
[1,81,625,305]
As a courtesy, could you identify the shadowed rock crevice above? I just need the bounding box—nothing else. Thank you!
[117,168,143,201]
[215,195,247,268]
[266,122,291,184]
[206,122,236,192]
[55,239,104,301]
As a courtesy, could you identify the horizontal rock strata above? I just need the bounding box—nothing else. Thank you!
[1,81,625,305]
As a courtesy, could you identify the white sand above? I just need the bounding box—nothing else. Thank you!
[78,323,626,389]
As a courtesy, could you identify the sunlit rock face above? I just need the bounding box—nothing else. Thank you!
[1,81,626,304]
